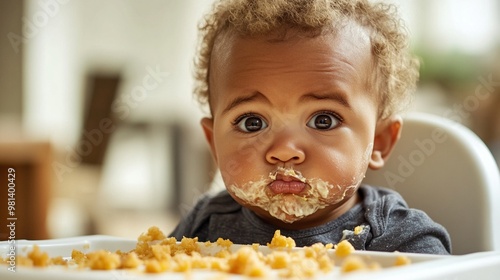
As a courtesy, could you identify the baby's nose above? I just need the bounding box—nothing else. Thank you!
[265,131,306,165]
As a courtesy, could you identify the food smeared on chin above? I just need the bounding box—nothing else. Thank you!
[228,167,360,223]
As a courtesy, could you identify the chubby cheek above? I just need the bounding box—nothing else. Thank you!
[313,141,372,187]
[215,139,264,186]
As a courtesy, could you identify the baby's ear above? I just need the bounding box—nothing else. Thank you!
[201,117,218,163]
[369,115,403,170]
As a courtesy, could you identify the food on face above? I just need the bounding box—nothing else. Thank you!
[229,167,361,224]
[269,166,306,183]
[3,226,411,278]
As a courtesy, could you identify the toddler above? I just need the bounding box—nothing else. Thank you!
[169,0,451,254]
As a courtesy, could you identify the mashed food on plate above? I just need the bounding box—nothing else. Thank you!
[3,226,411,278]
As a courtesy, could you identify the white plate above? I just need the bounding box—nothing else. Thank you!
[1,236,499,279]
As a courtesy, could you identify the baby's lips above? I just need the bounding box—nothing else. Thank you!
[268,180,306,194]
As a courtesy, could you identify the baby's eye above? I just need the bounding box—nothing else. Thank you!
[306,111,341,130]
[234,114,268,132]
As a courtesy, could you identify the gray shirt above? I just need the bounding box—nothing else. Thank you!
[169,185,451,255]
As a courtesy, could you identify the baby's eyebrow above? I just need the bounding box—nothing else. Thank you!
[300,92,351,109]
[222,91,266,114]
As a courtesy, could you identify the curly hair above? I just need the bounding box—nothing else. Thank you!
[193,0,419,119]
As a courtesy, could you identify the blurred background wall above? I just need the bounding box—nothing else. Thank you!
[0,0,499,239]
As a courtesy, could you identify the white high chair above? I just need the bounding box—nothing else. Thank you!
[364,112,500,255]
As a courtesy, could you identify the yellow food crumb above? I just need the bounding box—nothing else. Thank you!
[144,259,169,273]
[251,243,260,251]
[120,252,142,269]
[228,247,267,277]
[394,255,411,266]
[151,244,171,261]
[267,230,296,249]
[71,249,86,266]
[214,249,231,259]
[138,226,166,243]
[173,253,193,272]
[86,250,120,270]
[216,238,233,248]
[27,245,50,267]
[176,236,199,255]
[353,225,364,235]
[267,251,291,269]
[341,256,367,273]
[49,256,67,266]
[335,240,355,257]
[317,254,334,272]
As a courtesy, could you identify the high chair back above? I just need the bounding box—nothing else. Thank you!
[364,112,500,255]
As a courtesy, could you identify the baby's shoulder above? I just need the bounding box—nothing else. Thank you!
[359,184,442,237]
[358,184,408,209]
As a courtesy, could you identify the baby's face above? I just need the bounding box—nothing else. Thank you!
[202,23,380,228]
